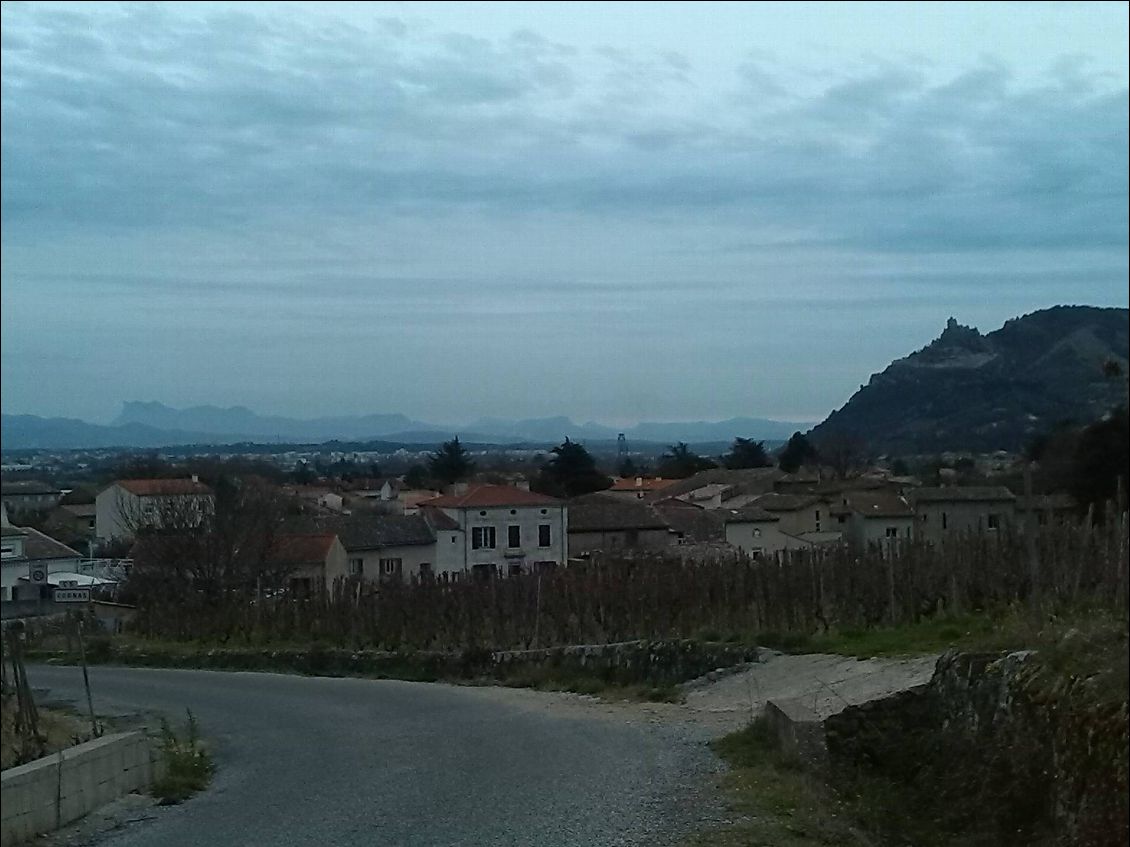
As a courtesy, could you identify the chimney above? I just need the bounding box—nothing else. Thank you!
[450,482,469,496]
[635,477,643,487]
[191,474,199,484]
[515,480,530,492]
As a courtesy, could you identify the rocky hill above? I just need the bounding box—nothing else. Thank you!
[811,306,1129,455]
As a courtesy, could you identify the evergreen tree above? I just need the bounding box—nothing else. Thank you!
[535,439,612,497]
[428,437,474,486]
[657,442,717,479]
[723,437,773,469]
[778,432,818,473]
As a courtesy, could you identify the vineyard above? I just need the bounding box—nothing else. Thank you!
[126,502,1129,651]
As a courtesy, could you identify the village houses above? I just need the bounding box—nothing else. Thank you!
[95,477,214,542]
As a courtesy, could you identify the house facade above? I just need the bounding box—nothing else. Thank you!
[910,486,1017,543]
[267,533,348,595]
[831,490,915,550]
[1,480,63,518]
[721,507,791,558]
[329,515,438,584]
[418,485,568,578]
[566,493,671,556]
[1,519,84,603]
[95,478,214,541]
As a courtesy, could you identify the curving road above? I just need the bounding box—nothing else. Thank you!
[26,666,722,847]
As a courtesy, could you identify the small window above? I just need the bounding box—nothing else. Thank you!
[987,514,1000,530]
[921,513,928,523]
[508,564,523,576]
[510,509,517,515]
[380,557,401,575]
[479,510,487,516]
[538,524,551,547]
[885,527,899,538]
[418,563,433,578]
[815,510,821,522]
[837,515,846,524]
[349,557,364,576]
[472,526,496,550]
[540,509,547,515]
[942,512,948,530]
[508,525,521,548]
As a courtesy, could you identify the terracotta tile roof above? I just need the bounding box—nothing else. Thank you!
[608,477,678,493]
[645,468,783,503]
[566,493,670,533]
[416,485,561,509]
[421,509,461,531]
[15,526,82,561]
[320,515,436,550]
[652,499,726,542]
[268,533,337,566]
[720,507,780,524]
[750,493,824,512]
[910,486,1016,504]
[840,490,914,518]
[115,479,213,496]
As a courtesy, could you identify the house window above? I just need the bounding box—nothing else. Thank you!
[837,515,846,524]
[921,513,928,523]
[349,557,364,576]
[942,512,948,530]
[379,558,402,575]
[418,563,433,579]
[472,526,496,550]
[508,525,521,548]
[885,527,899,538]
[538,524,551,547]
[987,514,1000,530]
[472,563,495,581]
[815,510,821,522]
[508,564,523,576]
[750,550,762,561]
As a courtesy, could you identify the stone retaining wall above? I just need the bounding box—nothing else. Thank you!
[1,731,162,846]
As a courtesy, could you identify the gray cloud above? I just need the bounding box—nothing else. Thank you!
[0,4,1126,424]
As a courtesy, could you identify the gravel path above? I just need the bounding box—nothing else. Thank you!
[26,666,726,847]
[684,650,940,727]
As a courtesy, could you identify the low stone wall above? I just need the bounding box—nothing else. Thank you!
[823,650,1129,846]
[490,640,760,686]
[37,639,759,687]
[1,731,161,846]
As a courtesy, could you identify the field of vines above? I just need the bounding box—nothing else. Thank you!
[130,505,1127,651]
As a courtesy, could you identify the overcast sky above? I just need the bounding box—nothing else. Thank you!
[2,1,1127,427]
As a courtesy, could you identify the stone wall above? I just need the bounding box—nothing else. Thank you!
[39,639,759,687]
[1,731,162,845]
[824,650,1129,847]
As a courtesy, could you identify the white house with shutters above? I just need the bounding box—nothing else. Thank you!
[417,485,568,578]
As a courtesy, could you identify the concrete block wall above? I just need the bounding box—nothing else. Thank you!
[1,731,161,846]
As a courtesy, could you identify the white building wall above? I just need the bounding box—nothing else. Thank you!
[437,505,568,573]
[724,521,793,557]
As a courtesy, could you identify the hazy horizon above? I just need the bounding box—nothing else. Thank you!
[3,2,1127,425]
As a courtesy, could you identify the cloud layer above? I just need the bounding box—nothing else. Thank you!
[1,4,1127,424]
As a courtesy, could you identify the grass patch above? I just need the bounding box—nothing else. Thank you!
[151,710,214,805]
[494,666,683,702]
[693,717,865,847]
[1,693,93,770]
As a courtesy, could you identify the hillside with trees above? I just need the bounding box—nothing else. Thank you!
[810,306,1129,455]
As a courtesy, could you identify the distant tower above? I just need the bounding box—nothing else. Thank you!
[617,433,627,458]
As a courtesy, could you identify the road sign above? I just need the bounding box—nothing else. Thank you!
[30,567,47,584]
[54,588,91,603]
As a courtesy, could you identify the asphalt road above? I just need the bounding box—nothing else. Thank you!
[26,666,721,847]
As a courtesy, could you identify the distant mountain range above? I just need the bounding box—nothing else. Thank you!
[1,402,808,451]
[811,305,1129,455]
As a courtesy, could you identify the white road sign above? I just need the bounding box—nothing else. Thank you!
[54,588,91,603]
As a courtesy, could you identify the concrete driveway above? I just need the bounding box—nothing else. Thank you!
[25,666,722,847]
